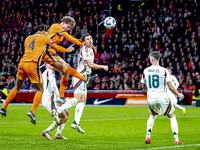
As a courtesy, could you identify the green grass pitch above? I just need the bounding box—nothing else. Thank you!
[0,105,199,150]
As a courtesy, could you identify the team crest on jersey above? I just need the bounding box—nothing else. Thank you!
[86,54,89,57]
[90,52,92,56]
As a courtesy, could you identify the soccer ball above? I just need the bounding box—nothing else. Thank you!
[104,17,116,29]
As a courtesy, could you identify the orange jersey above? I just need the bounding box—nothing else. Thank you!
[48,23,83,54]
[20,34,53,65]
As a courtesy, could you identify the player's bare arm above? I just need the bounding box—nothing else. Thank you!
[85,59,108,71]
[167,81,184,100]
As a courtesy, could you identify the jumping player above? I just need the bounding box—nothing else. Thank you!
[0,24,73,125]
[141,51,184,145]
[39,16,96,112]
[53,33,108,133]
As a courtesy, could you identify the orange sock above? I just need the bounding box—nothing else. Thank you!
[60,76,68,98]
[31,91,43,115]
[65,67,87,81]
[2,88,18,110]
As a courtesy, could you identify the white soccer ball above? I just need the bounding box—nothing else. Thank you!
[104,17,116,29]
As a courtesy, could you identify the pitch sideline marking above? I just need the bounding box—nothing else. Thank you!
[0,116,199,124]
[135,144,200,150]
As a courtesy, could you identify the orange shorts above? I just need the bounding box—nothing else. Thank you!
[42,48,61,65]
[17,61,43,83]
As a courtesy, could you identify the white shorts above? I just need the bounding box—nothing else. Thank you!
[42,94,60,114]
[167,93,177,105]
[148,97,175,116]
[72,76,87,95]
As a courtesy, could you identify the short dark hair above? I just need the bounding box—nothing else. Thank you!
[150,51,160,61]
[37,24,49,31]
[81,33,92,41]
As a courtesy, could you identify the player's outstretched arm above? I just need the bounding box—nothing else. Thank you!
[61,32,83,47]
[85,59,108,71]
[167,81,184,100]
[51,44,74,53]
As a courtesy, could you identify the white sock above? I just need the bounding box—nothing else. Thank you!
[146,115,157,139]
[46,121,58,132]
[174,104,184,111]
[170,115,179,141]
[57,98,78,114]
[74,102,85,125]
[56,123,65,134]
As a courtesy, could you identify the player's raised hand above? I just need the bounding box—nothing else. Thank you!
[103,66,108,71]
[177,93,184,100]
[68,47,74,52]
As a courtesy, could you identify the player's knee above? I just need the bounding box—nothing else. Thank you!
[37,88,44,93]
[62,63,70,73]
[65,110,69,117]
[64,116,68,122]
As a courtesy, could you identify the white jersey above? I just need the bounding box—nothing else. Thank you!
[166,75,179,103]
[141,65,171,102]
[76,45,94,75]
[42,69,59,101]
[167,75,179,94]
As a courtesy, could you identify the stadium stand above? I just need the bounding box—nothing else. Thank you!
[0,0,200,95]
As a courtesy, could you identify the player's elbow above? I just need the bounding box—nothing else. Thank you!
[87,62,93,68]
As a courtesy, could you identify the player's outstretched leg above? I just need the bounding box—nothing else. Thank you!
[27,111,36,125]
[71,102,86,133]
[174,104,186,115]
[0,108,7,117]
[182,108,186,115]
[42,130,52,140]
[71,120,85,134]
[59,76,68,98]
[28,82,43,125]
[85,74,98,85]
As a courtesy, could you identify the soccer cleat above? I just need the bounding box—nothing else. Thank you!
[182,108,186,115]
[85,74,98,85]
[174,140,183,145]
[0,108,7,117]
[42,131,52,140]
[55,133,68,140]
[145,137,152,144]
[27,111,36,125]
[56,97,66,104]
[71,120,85,134]
[53,109,60,124]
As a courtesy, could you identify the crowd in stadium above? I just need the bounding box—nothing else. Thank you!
[0,0,200,92]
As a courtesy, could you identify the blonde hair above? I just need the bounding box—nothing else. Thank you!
[61,16,76,27]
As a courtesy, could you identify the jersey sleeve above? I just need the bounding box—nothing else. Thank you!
[172,76,179,89]
[141,71,146,84]
[61,32,83,46]
[44,36,54,47]
[165,69,171,82]
[82,46,91,60]
[45,36,70,53]
[48,70,59,97]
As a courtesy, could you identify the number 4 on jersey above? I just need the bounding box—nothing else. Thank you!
[28,39,35,51]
